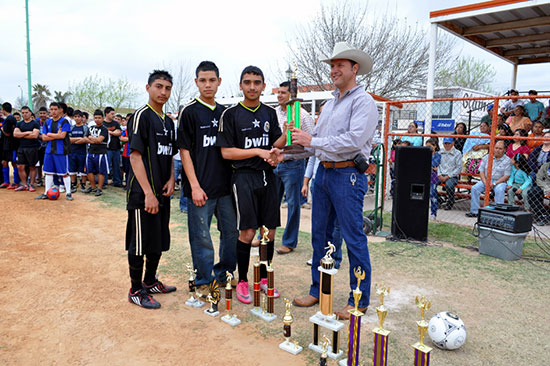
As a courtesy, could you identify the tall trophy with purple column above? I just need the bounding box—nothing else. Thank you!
[338,267,366,366]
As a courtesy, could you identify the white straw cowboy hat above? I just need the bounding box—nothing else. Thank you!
[321,41,373,75]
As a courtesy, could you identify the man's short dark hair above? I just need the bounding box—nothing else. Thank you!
[13,112,21,117]
[104,106,115,115]
[195,61,219,78]
[58,102,68,114]
[115,114,122,119]
[240,65,264,83]
[94,109,104,117]
[74,109,82,116]
[67,106,74,117]
[21,106,31,112]
[49,102,60,109]
[279,81,291,89]
[39,106,48,112]
[148,69,173,85]
[2,102,12,113]
[82,111,89,119]
[529,90,538,95]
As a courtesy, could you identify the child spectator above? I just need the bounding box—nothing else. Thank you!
[426,138,441,220]
[389,138,401,197]
[506,154,532,209]
[401,122,422,146]
[506,129,530,159]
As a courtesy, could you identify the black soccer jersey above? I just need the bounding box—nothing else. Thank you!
[103,120,122,150]
[2,115,18,151]
[69,124,88,154]
[88,124,109,154]
[177,98,232,199]
[216,102,282,171]
[126,105,177,210]
[16,120,41,149]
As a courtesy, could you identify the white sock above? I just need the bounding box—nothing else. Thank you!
[63,176,71,195]
[45,175,53,192]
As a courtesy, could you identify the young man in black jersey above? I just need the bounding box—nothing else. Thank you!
[69,110,88,192]
[177,61,238,295]
[13,106,41,191]
[0,102,21,189]
[125,70,177,309]
[216,66,286,304]
[83,110,109,196]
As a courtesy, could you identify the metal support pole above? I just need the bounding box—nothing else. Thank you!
[511,64,518,90]
[25,0,33,110]
[425,23,438,136]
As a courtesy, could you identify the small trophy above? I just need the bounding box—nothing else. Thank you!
[412,296,432,366]
[309,242,344,360]
[185,264,204,308]
[372,284,391,366]
[221,272,241,326]
[279,298,303,355]
[204,280,220,317]
[282,62,305,154]
[251,227,276,322]
[319,335,331,366]
[339,267,366,366]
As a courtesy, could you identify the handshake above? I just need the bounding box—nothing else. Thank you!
[263,148,284,167]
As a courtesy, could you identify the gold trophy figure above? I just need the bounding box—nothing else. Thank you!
[319,335,331,366]
[339,267,366,366]
[412,296,432,366]
[309,242,344,360]
[251,226,276,322]
[185,264,204,308]
[279,299,303,355]
[221,272,241,326]
[371,284,391,366]
[204,280,220,317]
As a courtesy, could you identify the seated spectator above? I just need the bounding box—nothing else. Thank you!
[496,114,512,139]
[527,161,550,225]
[500,89,524,117]
[527,132,550,181]
[507,105,532,133]
[425,138,441,220]
[480,104,493,126]
[506,129,530,159]
[462,121,490,155]
[527,121,544,152]
[453,122,468,152]
[389,138,402,198]
[506,154,532,210]
[524,90,545,123]
[401,122,422,146]
[466,140,511,217]
[438,137,462,210]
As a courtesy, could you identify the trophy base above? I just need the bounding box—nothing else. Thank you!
[204,309,219,317]
[412,342,433,353]
[373,327,391,337]
[308,343,343,360]
[221,314,241,327]
[185,297,205,308]
[309,312,345,332]
[279,340,302,355]
[250,307,277,322]
[282,144,305,154]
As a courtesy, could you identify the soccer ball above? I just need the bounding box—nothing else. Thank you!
[47,186,60,200]
[428,312,467,350]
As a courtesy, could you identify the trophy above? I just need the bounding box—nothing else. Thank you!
[282,62,305,154]
[251,227,276,322]
[221,272,241,326]
[339,267,366,366]
[185,264,204,308]
[319,335,331,366]
[279,298,303,355]
[412,296,432,366]
[372,284,391,366]
[309,242,344,360]
[204,280,220,317]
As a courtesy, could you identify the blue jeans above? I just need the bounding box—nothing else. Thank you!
[309,166,371,308]
[437,176,458,207]
[274,159,305,249]
[470,180,506,214]
[173,159,188,211]
[187,195,238,286]
[106,149,122,186]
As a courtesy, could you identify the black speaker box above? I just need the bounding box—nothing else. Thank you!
[391,146,432,241]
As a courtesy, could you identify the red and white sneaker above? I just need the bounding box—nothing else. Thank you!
[143,280,177,294]
[14,185,28,192]
[260,278,280,298]
[7,183,17,190]
[128,288,161,309]
[236,280,252,304]
[0,183,8,189]
[28,184,36,192]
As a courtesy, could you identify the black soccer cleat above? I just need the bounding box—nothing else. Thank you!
[128,288,161,309]
[143,280,177,294]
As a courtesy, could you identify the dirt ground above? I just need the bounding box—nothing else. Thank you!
[0,190,307,366]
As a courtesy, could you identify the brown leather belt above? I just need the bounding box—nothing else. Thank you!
[321,161,355,169]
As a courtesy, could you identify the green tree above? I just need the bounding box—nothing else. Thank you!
[32,83,51,110]
[437,56,496,93]
[54,91,72,103]
[68,75,140,112]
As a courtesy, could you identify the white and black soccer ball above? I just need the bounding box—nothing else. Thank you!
[428,312,467,350]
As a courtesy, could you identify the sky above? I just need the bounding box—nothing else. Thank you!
[0,0,547,108]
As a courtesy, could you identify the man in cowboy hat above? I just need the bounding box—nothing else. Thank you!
[284,41,377,319]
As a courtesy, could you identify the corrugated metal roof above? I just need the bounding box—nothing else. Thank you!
[431,0,550,65]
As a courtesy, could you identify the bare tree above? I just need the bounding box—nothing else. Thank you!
[438,56,496,93]
[287,0,456,98]
[163,62,196,114]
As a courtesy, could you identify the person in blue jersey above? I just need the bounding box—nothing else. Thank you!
[68,110,89,192]
[216,65,287,304]
[13,106,41,192]
[177,61,238,296]
[0,102,21,189]
[125,70,177,309]
[34,102,73,201]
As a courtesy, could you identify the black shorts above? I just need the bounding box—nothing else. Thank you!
[17,147,40,167]
[232,169,280,230]
[126,201,171,255]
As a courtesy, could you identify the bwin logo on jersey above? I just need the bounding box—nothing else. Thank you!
[244,135,269,148]
[157,143,173,156]
[203,135,217,147]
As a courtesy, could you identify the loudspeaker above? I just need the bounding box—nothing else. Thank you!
[391,146,432,241]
